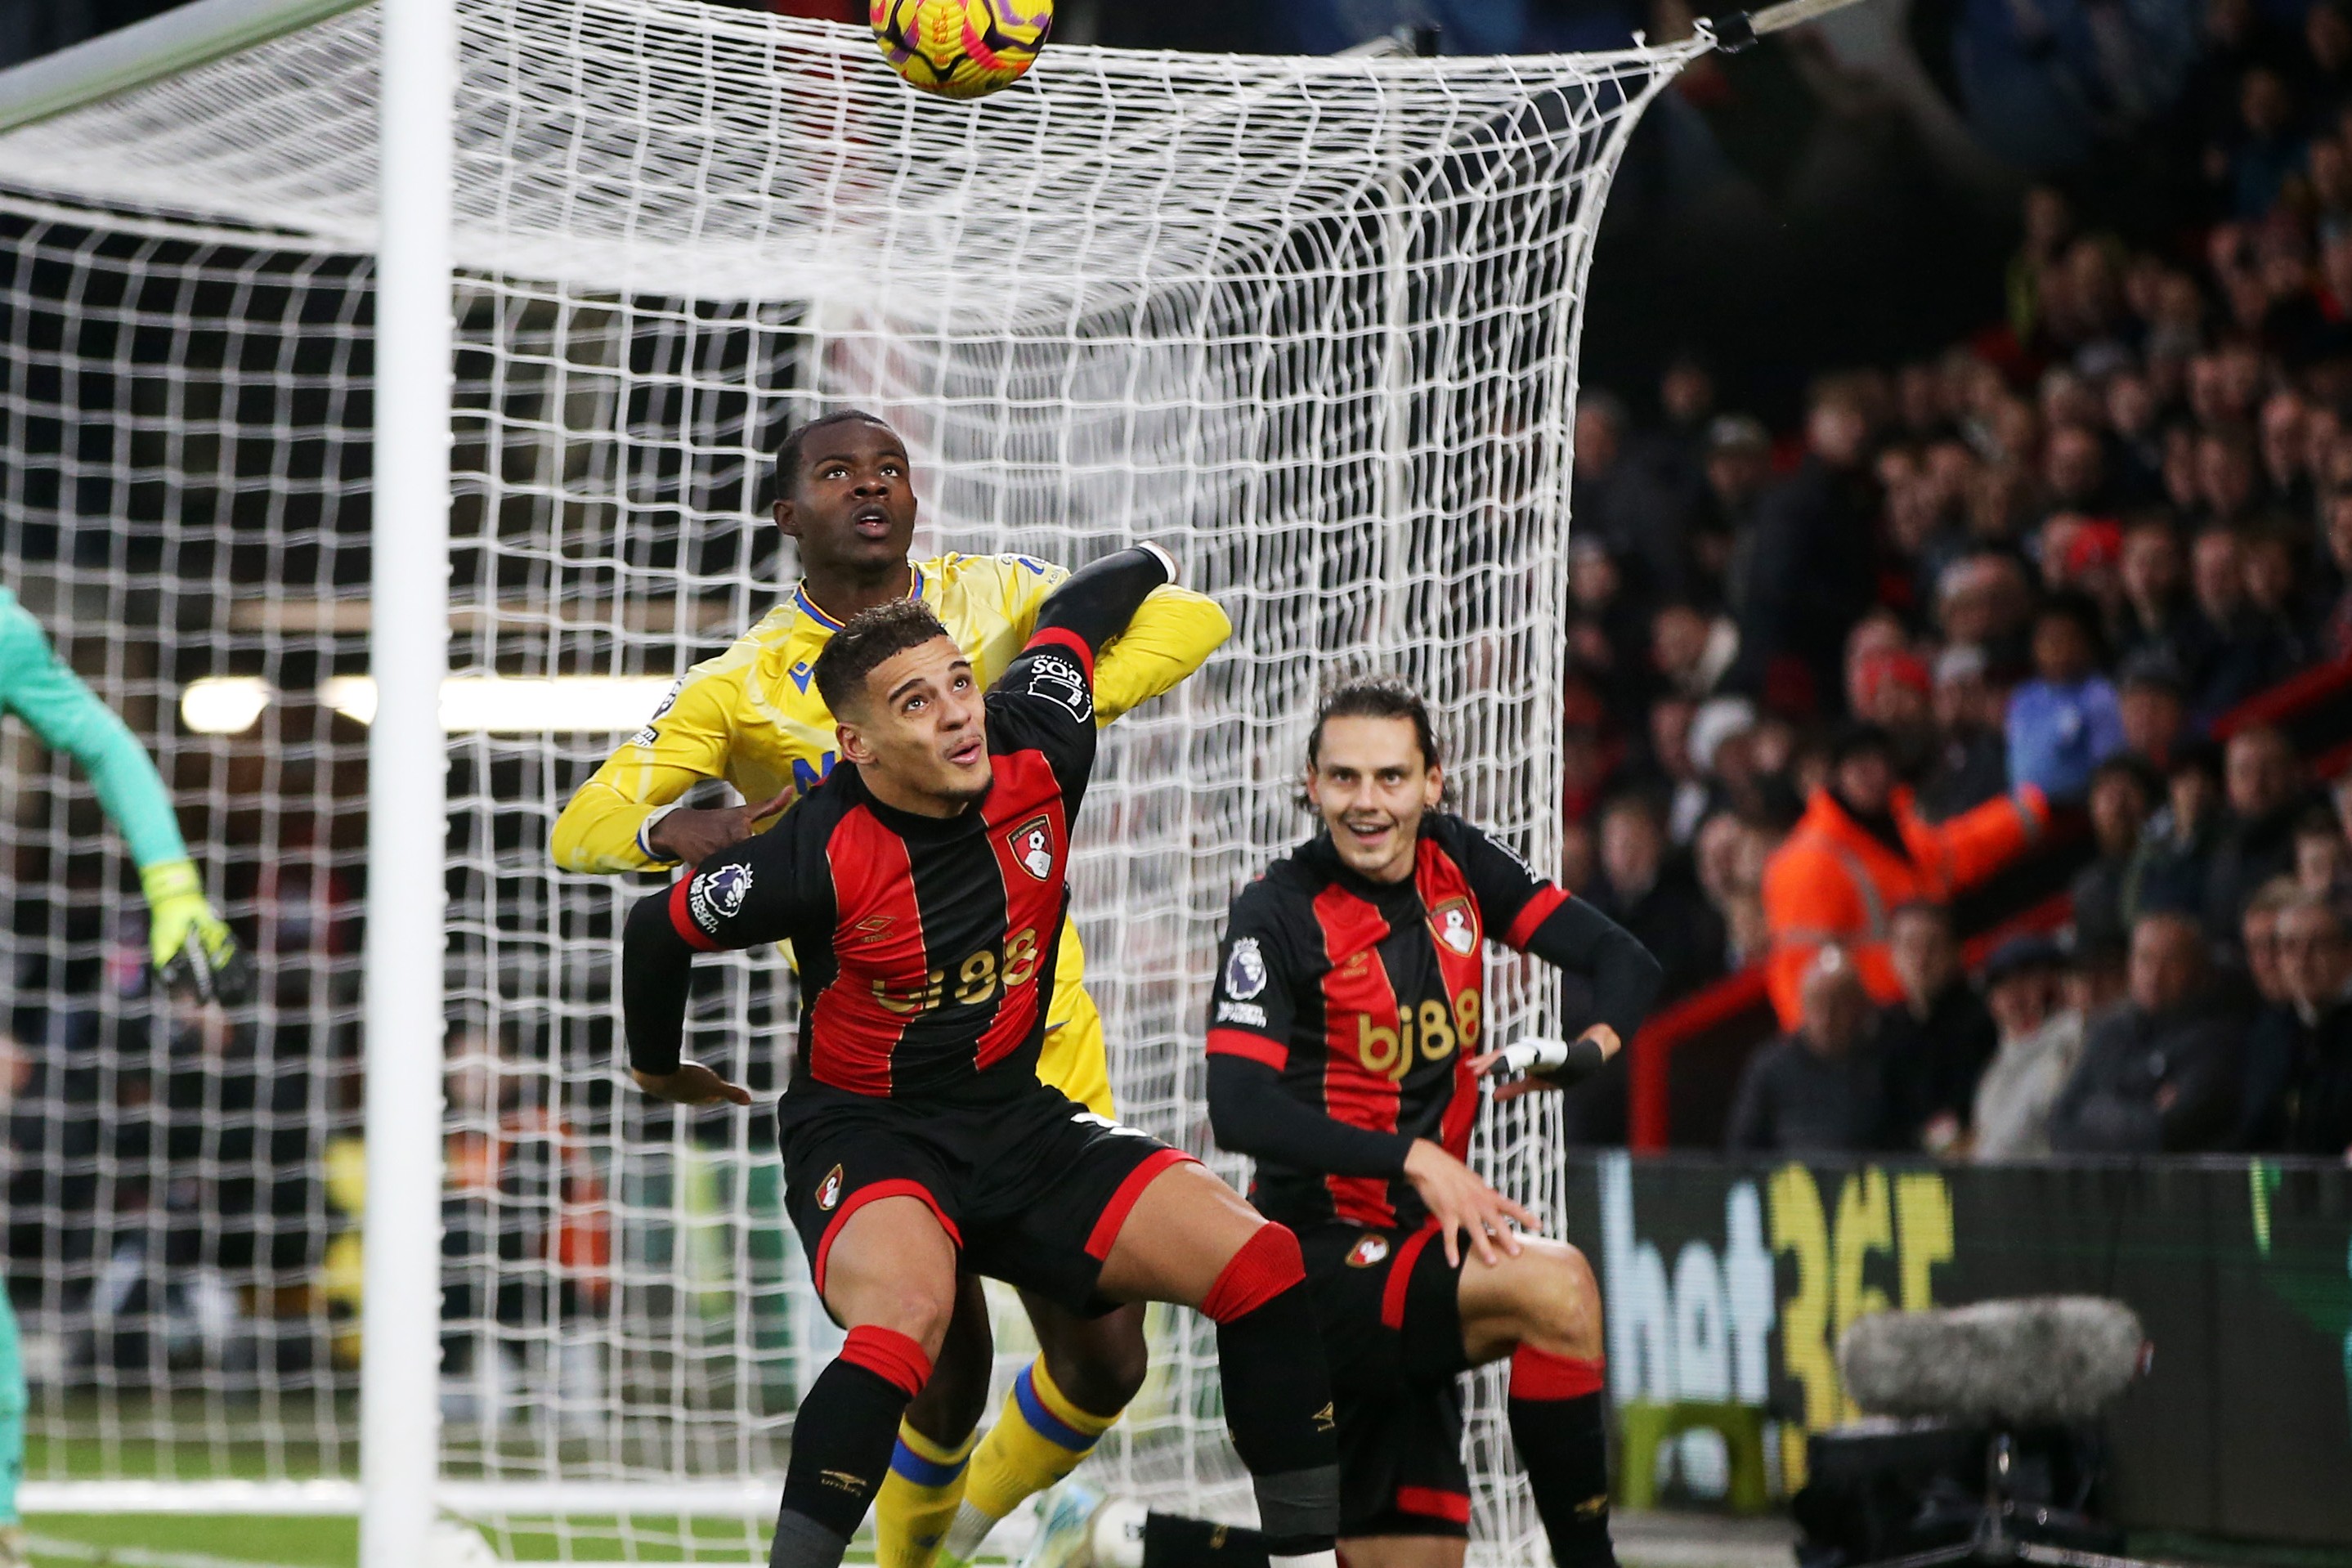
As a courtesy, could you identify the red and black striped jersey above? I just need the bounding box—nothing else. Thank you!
[649,631,1100,1103]
[1205,813,1572,1230]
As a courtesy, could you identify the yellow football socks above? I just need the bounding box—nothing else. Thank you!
[940,1357,1122,1564]
[876,1421,977,1568]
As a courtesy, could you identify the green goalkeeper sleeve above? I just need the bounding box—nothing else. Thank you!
[0,585,249,1002]
[0,583,190,870]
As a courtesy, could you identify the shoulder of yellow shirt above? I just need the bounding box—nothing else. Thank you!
[665,549,1061,716]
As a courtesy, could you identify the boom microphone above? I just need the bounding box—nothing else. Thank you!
[1838,1297,2148,1427]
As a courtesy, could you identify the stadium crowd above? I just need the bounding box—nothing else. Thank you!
[1564,0,2352,1161]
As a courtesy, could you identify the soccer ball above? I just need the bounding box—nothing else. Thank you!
[871,0,1052,101]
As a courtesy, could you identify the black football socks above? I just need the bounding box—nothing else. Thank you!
[768,1327,934,1568]
[1507,1346,1616,1568]
[1199,1225,1340,1568]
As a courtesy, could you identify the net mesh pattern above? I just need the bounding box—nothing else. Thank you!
[0,2,1696,1557]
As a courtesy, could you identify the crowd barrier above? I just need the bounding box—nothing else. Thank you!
[1567,1153,2352,1543]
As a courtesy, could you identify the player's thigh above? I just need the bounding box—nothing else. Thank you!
[1337,1537,1467,1568]
[1092,1161,1268,1306]
[822,1196,961,1353]
[1019,1291,1148,1416]
[1455,1234,1601,1365]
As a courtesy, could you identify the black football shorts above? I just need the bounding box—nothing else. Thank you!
[1297,1219,1475,1539]
[777,1079,1192,1319]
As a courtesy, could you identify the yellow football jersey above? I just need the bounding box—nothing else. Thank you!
[551,550,1230,1113]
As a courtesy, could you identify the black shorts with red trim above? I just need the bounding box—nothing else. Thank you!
[777,1080,1191,1319]
[1296,1220,1472,1539]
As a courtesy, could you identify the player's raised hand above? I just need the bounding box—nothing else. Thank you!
[1470,1024,1622,1101]
[142,858,255,1007]
[630,1060,753,1108]
[644,791,791,865]
[1403,1137,1536,1268]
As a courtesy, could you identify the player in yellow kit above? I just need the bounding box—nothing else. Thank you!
[553,409,1230,1568]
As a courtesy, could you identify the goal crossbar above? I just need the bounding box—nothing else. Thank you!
[0,0,370,134]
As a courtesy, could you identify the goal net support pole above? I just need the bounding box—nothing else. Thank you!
[361,1,455,1563]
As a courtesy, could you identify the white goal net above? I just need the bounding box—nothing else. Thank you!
[0,2,1699,1560]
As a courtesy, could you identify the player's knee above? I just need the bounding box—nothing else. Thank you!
[1517,1243,1602,1358]
[866,1278,960,1360]
[1201,1221,1306,1324]
[1042,1315,1149,1413]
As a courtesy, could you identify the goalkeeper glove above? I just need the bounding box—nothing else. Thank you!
[141,858,253,1006]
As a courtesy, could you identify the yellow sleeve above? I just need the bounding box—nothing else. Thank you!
[1090,583,1231,725]
[550,664,737,873]
[965,551,1229,723]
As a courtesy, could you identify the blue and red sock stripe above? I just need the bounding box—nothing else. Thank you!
[1011,1366,1099,1453]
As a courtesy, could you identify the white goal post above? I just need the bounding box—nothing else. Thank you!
[0,1,1749,1561]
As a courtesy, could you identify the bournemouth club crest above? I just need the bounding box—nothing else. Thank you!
[1008,814,1056,880]
[1429,897,1479,956]
[817,1164,844,1211]
[1345,1234,1391,1269]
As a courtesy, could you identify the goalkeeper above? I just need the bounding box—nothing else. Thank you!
[0,582,250,1567]
[553,410,1230,1568]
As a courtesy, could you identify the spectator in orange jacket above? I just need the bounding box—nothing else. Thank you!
[1762,723,2051,1027]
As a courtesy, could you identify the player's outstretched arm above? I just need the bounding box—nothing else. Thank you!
[619,832,805,1105]
[1515,894,1661,1049]
[1438,818,1662,1075]
[991,549,1229,724]
[1026,543,1179,661]
[0,591,249,1004]
[1430,818,1674,1062]
[1087,584,1231,724]
[551,666,750,873]
[619,891,751,1106]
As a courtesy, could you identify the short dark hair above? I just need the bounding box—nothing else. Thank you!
[2034,589,2108,662]
[773,409,893,503]
[2169,737,2224,785]
[813,598,953,717]
[2295,803,2342,843]
[2090,753,2162,802]
[1599,790,1665,832]
[1306,675,1443,774]
[1829,719,1894,768]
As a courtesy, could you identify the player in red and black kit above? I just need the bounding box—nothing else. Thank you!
[620,546,1339,1568]
[1203,678,1658,1568]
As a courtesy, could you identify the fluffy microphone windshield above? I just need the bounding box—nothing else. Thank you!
[1839,1297,2146,1427]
